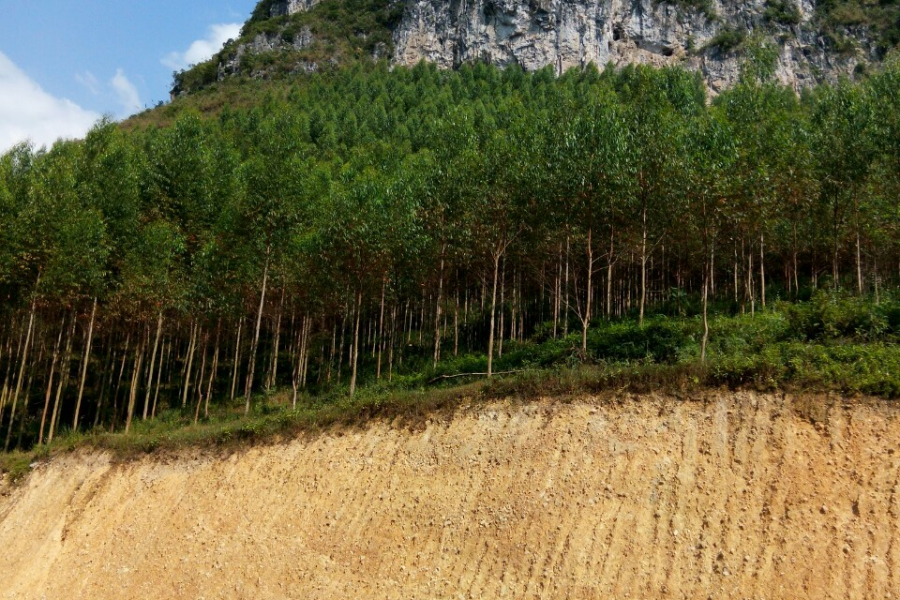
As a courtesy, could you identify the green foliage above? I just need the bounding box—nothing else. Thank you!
[2,58,900,459]
[764,0,802,26]
[815,0,900,57]
[705,26,747,55]
[176,0,403,94]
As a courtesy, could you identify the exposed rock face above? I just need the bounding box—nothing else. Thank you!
[257,0,874,93]
[269,0,324,17]
[390,0,868,92]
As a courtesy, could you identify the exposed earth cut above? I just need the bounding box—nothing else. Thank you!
[1,392,899,599]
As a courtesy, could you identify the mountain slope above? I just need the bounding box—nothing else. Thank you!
[172,0,899,96]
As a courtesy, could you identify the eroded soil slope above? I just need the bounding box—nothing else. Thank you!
[1,393,899,599]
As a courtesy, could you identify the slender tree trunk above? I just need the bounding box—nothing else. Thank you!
[639,201,648,329]
[433,251,445,368]
[855,196,863,294]
[389,305,396,381]
[71,297,98,431]
[453,293,459,358]
[39,316,66,445]
[142,311,163,421]
[553,244,561,337]
[267,288,285,391]
[151,337,167,419]
[792,221,800,297]
[204,323,220,419]
[181,322,198,408]
[230,317,242,402]
[498,257,506,358]
[337,307,348,384]
[759,233,766,309]
[125,336,146,434]
[378,279,386,377]
[193,333,209,425]
[606,225,614,320]
[0,328,20,429]
[108,332,130,435]
[582,227,593,352]
[487,252,501,378]
[94,330,117,429]
[16,342,41,448]
[563,236,570,337]
[349,290,363,396]
[49,316,76,443]
[245,246,271,414]
[5,279,38,452]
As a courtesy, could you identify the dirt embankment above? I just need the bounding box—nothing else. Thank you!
[1,393,899,600]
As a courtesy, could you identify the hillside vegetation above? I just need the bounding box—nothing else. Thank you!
[1,55,900,468]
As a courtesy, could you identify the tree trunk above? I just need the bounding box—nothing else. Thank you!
[181,322,198,408]
[5,279,38,452]
[125,336,146,434]
[378,279,386,377]
[453,293,459,358]
[245,246,271,414]
[792,220,800,297]
[151,338,167,419]
[204,323,220,419]
[267,287,285,391]
[498,257,506,358]
[49,316,76,443]
[433,251,445,368]
[639,202,648,329]
[72,297,98,431]
[108,332,130,434]
[193,333,208,425]
[563,236,570,337]
[759,233,766,309]
[487,251,501,378]
[350,290,363,396]
[855,196,863,294]
[142,311,163,421]
[582,227,593,352]
[39,315,66,445]
[606,225,615,320]
[230,318,243,401]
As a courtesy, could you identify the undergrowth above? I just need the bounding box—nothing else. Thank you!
[3,291,898,482]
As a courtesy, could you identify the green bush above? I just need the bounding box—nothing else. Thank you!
[764,0,802,26]
[705,26,747,54]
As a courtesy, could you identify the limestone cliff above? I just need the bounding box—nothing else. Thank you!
[177,0,882,95]
[389,0,871,92]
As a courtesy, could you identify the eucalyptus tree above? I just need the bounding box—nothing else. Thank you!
[553,91,628,349]
[460,125,530,376]
[616,65,703,326]
[232,111,309,412]
[682,111,736,360]
[808,80,875,292]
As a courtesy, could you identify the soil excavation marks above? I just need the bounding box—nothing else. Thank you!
[1,392,899,599]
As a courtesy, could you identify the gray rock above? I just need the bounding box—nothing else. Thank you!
[240,0,872,93]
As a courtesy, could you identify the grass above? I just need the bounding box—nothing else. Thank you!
[3,291,899,483]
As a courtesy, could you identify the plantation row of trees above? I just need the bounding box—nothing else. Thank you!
[0,57,898,450]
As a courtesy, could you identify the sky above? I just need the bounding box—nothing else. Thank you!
[0,0,259,152]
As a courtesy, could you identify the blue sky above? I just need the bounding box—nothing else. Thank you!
[0,0,259,151]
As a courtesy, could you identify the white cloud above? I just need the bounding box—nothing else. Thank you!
[111,69,142,117]
[162,23,242,71]
[0,51,100,153]
[75,71,101,95]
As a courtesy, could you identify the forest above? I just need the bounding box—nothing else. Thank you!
[1,54,900,456]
